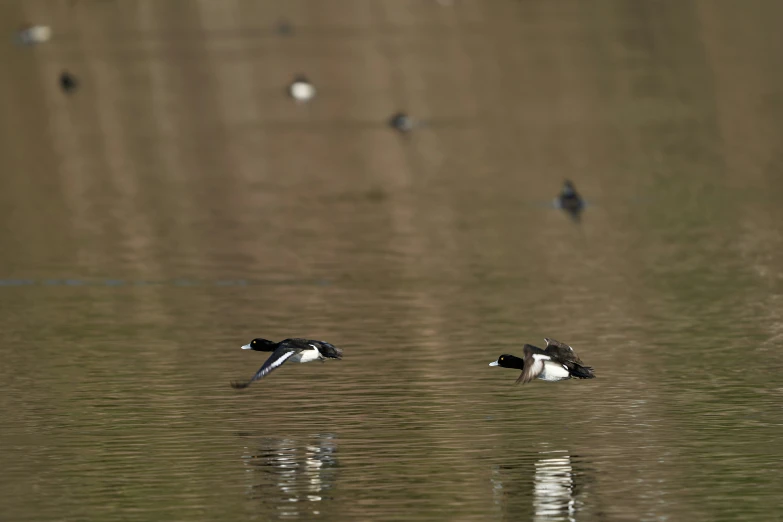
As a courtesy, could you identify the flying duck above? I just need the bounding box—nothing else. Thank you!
[555,180,584,219]
[231,338,342,389]
[489,338,595,384]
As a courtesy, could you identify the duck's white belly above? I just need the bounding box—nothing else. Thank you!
[290,82,315,101]
[291,349,322,364]
[538,361,571,381]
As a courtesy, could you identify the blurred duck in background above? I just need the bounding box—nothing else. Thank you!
[288,75,316,103]
[555,180,584,220]
[15,24,51,46]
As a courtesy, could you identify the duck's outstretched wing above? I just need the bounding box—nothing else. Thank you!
[544,338,595,378]
[544,338,572,351]
[516,344,546,384]
[544,338,586,364]
[231,348,297,389]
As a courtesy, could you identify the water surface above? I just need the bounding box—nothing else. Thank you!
[1,1,783,521]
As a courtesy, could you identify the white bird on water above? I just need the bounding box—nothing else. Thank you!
[288,75,316,103]
[16,25,51,46]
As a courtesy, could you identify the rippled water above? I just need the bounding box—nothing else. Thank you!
[2,1,783,521]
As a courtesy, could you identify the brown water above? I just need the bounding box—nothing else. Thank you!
[2,1,783,521]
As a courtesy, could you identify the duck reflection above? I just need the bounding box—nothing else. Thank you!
[492,451,592,521]
[241,434,338,517]
[533,454,576,520]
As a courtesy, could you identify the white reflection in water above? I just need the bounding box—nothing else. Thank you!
[492,450,581,521]
[533,454,575,521]
[242,434,338,518]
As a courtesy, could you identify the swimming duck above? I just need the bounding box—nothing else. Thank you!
[231,338,342,388]
[388,111,416,133]
[555,180,584,219]
[275,19,294,36]
[60,71,78,94]
[16,24,52,46]
[288,75,316,103]
[489,338,595,384]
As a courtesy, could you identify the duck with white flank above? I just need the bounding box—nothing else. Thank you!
[489,338,595,384]
[16,24,51,46]
[231,338,342,388]
[287,75,316,103]
[389,111,415,133]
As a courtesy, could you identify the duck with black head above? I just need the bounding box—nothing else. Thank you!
[489,338,595,384]
[554,180,584,220]
[388,111,417,133]
[232,338,343,388]
[59,70,78,94]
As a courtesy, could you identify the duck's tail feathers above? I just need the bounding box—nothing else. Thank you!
[571,365,595,379]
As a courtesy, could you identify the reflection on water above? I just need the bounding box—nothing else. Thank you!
[2,0,783,520]
[492,451,593,522]
[242,434,338,518]
[533,453,576,522]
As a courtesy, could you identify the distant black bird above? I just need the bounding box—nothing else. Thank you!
[555,180,584,219]
[388,112,415,133]
[275,19,293,36]
[287,75,315,102]
[59,71,78,94]
[489,338,595,384]
[231,338,343,388]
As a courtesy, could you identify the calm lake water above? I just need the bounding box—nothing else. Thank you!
[2,1,783,521]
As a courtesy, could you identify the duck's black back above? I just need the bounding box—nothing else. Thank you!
[279,338,311,350]
[280,338,343,359]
